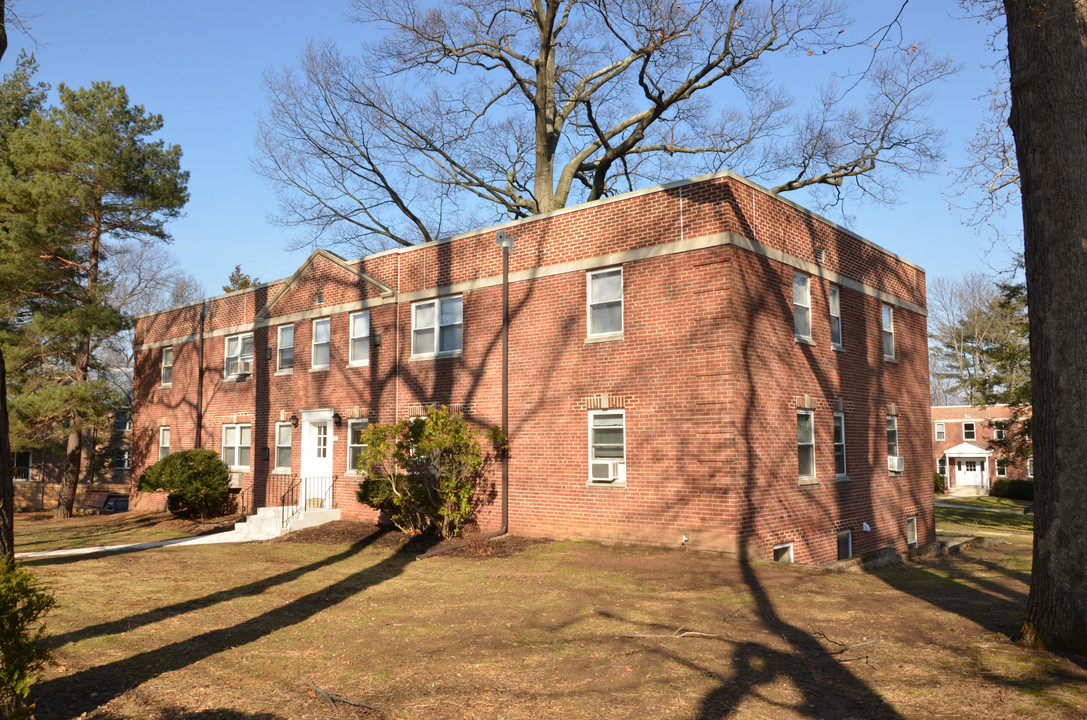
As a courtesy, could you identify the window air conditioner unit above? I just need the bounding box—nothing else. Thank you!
[227,472,243,489]
[590,461,625,483]
[235,358,253,376]
[888,456,905,473]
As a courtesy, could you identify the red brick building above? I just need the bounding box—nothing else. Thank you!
[131,172,933,564]
[931,404,1033,493]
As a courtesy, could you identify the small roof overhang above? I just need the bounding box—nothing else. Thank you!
[942,441,993,458]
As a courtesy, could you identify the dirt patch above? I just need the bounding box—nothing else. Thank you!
[273,521,551,558]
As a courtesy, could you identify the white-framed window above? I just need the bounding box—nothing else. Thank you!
[837,530,852,560]
[348,419,368,473]
[828,285,842,347]
[312,318,331,369]
[833,412,846,477]
[1027,458,1034,478]
[277,324,294,371]
[797,410,815,479]
[589,410,626,483]
[793,271,811,340]
[112,449,130,469]
[12,451,31,481]
[222,423,252,469]
[225,333,254,379]
[114,409,132,432]
[161,346,173,386]
[773,543,794,563]
[963,422,976,441]
[937,457,947,476]
[995,428,1005,440]
[887,416,899,459]
[996,459,1007,478]
[882,304,895,359]
[588,268,623,338]
[158,426,170,459]
[935,422,945,441]
[274,423,292,471]
[349,311,370,365]
[907,516,918,550]
[413,296,463,356]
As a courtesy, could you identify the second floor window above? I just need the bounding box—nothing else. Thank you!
[413,296,462,356]
[277,325,294,371]
[935,422,945,441]
[828,286,842,347]
[225,333,253,378]
[312,318,330,369]
[964,422,976,441]
[882,304,895,359]
[793,272,811,340]
[161,347,173,386]
[588,268,623,337]
[350,311,370,365]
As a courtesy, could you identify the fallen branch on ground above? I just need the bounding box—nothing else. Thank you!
[303,675,385,715]
[811,628,880,664]
[622,626,724,639]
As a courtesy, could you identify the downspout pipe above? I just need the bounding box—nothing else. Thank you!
[417,231,511,560]
[195,301,208,449]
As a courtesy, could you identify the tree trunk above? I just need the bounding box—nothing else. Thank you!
[1005,0,1087,654]
[0,348,14,561]
[54,332,92,519]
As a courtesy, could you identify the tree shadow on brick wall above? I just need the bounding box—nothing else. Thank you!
[32,531,437,719]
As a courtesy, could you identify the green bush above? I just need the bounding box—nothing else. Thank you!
[0,558,56,720]
[934,472,946,494]
[991,478,1034,501]
[356,406,505,538]
[138,449,232,518]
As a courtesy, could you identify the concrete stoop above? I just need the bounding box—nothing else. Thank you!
[234,506,342,539]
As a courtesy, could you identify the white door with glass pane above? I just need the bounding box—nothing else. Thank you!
[300,411,334,508]
[957,458,984,487]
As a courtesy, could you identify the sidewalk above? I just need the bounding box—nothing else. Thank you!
[934,501,1032,516]
[15,529,257,560]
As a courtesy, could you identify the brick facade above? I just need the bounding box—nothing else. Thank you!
[131,172,933,563]
[931,404,1032,490]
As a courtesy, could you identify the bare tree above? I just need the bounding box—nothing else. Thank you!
[257,0,958,253]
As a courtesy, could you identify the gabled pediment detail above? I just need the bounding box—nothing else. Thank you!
[256,249,394,321]
[943,441,993,457]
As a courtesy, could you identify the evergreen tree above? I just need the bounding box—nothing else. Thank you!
[0,80,189,518]
[222,264,259,293]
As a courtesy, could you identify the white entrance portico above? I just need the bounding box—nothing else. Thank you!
[942,441,993,493]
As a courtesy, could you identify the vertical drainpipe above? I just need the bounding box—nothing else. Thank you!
[196,300,208,449]
[498,229,512,535]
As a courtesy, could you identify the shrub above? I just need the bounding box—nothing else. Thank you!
[356,406,505,538]
[933,472,946,494]
[991,478,1034,501]
[0,558,56,720]
[138,449,232,518]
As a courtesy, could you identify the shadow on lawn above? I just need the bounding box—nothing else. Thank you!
[33,531,438,719]
[95,710,282,720]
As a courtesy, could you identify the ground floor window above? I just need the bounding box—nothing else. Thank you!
[159,427,170,459]
[275,423,292,471]
[589,410,625,483]
[797,410,815,479]
[13,451,31,480]
[113,449,129,470]
[996,459,1007,478]
[837,530,852,560]
[348,420,368,473]
[937,457,947,476]
[222,424,252,469]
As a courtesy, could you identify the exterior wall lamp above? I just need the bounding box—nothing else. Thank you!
[290,415,299,428]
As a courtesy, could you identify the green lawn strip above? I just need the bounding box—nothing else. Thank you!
[934,495,1032,511]
[14,512,219,552]
[936,506,1034,535]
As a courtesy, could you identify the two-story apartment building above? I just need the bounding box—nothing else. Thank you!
[131,171,933,564]
[932,404,1033,493]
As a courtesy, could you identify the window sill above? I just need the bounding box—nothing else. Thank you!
[835,474,850,482]
[831,344,845,352]
[585,333,623,345]
[798,476,819,486]
[346,361,370,369]
[409,351,463,362]
[309,367,330,373]
[586,480,627,488]
[160,383,172,389]
[884,356,898,364]
[227,466,251,473]
[271,468,292,476]
[794,336,815,346]
[275,369,293,376]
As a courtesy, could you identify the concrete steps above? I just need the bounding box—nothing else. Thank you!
[234,506,342,539]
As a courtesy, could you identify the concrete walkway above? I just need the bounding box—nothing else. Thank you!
[15,529,258,560]
[934,501,1031,515]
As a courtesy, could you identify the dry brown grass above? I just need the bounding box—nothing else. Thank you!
[22,521,1087,720]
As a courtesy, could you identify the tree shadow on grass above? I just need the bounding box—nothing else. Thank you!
[47,527,392,648]
[93,710,283,720]
[33,533,438,719]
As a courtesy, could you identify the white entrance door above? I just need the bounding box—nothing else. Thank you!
[300,411,334,508]
[957,458,984,487]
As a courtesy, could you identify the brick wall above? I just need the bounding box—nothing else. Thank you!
[132,172,932,563]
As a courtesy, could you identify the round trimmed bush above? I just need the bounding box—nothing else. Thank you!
[138,449,232,518]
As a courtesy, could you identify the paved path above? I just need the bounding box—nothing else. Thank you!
[15,529,259,560]
[935,501,1031,516]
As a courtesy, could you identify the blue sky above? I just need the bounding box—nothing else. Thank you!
[6,1,1019,295]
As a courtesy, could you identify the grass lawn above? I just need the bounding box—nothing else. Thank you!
[14,511,238,553]
[935,494,1033,511]
[936,506,1034,536]
[23,520,1087,720]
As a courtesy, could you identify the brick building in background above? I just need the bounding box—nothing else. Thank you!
[131,171,933,564]
[931,404,1033,494]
